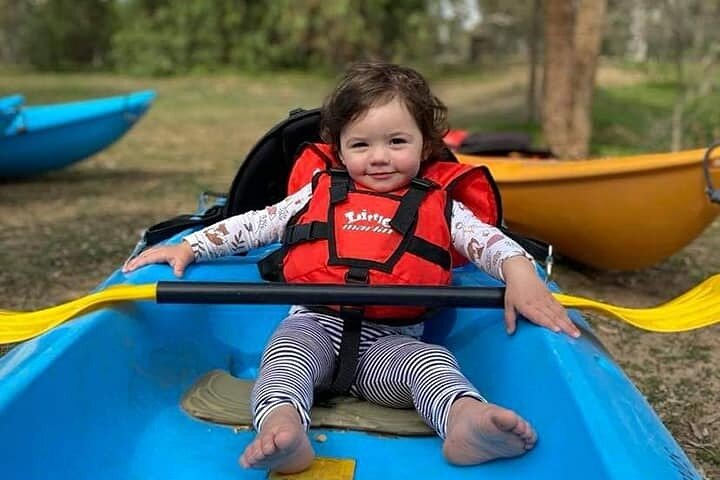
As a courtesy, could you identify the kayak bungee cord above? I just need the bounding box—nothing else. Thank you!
[1,275,719,344]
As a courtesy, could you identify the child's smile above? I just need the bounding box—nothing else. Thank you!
[338,98,424,193]
[366,171,397,180]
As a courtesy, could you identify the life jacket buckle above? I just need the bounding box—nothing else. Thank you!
[284,221,327,245]
[344,268,369,284]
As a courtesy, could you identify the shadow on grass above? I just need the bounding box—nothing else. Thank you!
[1,165,191,185]
[0,209,147,309]
[0,167,194,206]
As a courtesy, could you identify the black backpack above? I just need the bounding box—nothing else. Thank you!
[140,108,549,260]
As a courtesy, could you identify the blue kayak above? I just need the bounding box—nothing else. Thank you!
[0,93,24,132]
[0,108,703,479]
[0,90,155,177]
[0,237,703,479]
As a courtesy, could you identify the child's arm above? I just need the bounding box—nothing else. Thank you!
[451,201,580,338]
[185,182,312,261]
[123,183,313,277]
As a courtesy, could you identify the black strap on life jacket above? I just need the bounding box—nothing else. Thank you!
[329,169,351,204]
[317,266,369,398]
[283,221,329,245]
[286,172,452,398]
[390,177,434,235]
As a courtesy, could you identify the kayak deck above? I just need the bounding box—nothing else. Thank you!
[0,244,701,479]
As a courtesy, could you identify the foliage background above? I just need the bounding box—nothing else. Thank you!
[2,0,718,149]
[0,1,717,70]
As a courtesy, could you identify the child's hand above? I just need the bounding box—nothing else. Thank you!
[501,256,581,338]
[122,241,195,278]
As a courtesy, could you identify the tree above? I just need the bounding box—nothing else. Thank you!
[526,0,542,123]
[110,0,443,74]
[542,0,607,159]
[474,1,543,120]
[0,0,31,65]
[626,0,648,62]
[22,0,115,70]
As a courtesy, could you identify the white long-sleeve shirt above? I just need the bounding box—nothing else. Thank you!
[184,182,529,281]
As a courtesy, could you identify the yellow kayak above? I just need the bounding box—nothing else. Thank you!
[459,148,720,270]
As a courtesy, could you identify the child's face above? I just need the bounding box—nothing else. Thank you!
[338,98,423,193]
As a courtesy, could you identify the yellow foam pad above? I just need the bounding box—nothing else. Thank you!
[269,457,356,480]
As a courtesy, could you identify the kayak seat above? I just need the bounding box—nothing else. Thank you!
[181,370,434,436]
[456,131,552,158]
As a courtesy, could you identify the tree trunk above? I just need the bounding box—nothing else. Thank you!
[668,0,686,152]
[526,0,542,123]
[542,0,607,159]
[569,0,606,158]
[542,0,575,157]
[627,0,648,62]
[0,0,28,64]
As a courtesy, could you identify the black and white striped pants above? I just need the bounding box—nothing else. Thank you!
[250,310,485,439]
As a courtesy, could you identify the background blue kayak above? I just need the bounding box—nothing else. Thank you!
[0,90,155,177]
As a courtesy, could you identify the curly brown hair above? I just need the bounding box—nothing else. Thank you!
[320,62,449,162]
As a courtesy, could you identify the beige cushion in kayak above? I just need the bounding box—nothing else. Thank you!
[181,369,434,436]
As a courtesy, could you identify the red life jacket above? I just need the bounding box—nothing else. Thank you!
[271,143,501,325]
[287,144,502,231]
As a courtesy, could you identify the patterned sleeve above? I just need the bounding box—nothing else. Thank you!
[183,182,313,261]
[450,200,532,281]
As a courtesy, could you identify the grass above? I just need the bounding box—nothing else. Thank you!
[1,65,719,478]
[445,65,720,157]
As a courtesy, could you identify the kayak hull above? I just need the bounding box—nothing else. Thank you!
[459,149,720,270]
[0,238,701,479]
[0,90,155,178]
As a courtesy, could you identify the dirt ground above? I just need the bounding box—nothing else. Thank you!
[0,67,718,478]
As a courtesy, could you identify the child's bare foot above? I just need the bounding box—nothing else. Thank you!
[443,397,537,465]
[239,404,314,473]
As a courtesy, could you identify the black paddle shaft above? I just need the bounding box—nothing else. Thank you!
[156,282,507,308]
